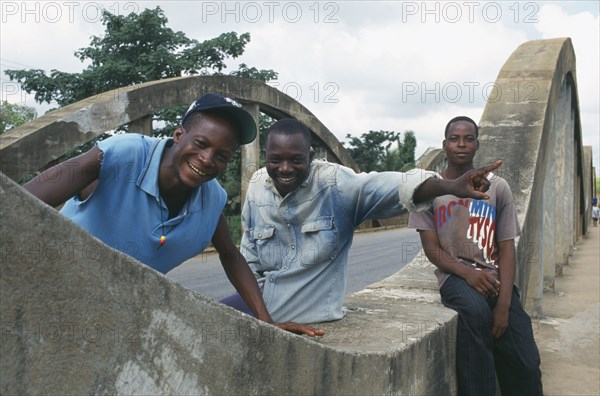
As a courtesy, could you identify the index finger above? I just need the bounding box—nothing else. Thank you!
[478,160,502,175]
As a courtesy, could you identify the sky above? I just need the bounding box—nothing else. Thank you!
[1,1,599,171]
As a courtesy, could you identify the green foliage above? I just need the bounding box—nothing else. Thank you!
[231,63,278,82]
[226,215,243,245]
[595,177,600,197]
[0,101,37,133]
[5,6,277,134]
[344,130,416,172]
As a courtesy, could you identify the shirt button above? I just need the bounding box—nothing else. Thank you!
[258,233,262,237]
[291,245,295,249]
[287,223,291,228]
[270,278,274,283]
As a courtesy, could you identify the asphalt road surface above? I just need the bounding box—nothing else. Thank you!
[166,227,422,301]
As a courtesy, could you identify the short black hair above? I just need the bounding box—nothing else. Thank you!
[444,116,479,138]
[266,118,312,146]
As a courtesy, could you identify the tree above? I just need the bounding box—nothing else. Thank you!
[0,101,37,134]
[383,131,416,172]
[5,6,277,133]
[344,130,416,172]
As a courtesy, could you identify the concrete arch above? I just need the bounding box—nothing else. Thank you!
[415,147,446,174]
[475,38,589,316]
[0,75,358,183]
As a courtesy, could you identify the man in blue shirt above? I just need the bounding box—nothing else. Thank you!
[221,118,502,324]
[24,94,321,336]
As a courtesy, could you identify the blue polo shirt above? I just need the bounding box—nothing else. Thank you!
[61,133,227,274]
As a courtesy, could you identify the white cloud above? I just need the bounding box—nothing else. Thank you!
[1,1,598,169]
[534,3,600,170]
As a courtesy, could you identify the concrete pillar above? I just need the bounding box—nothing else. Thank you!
[128,115,153,136]
[241,103,260,210]
[564,84,575,250]
[313,144,329,161]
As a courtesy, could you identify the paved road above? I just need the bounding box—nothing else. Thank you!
[167,227,422,300]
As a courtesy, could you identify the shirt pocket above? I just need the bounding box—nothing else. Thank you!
[251,225,281,269]
[299,216,338,267]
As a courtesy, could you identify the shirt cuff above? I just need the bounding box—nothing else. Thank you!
[399,169,440,212]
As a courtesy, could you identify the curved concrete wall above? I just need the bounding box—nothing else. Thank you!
[0,173,456,394]
[415,147,446,174]
[0,75,358,183]
[475,38,588,315]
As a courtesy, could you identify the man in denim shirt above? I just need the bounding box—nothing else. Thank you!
[221,119,501,324]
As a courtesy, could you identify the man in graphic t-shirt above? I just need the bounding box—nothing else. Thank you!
[408,116,543,396]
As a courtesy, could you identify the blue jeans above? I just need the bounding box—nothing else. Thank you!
[219,281,264,317]
[440,275,543,396]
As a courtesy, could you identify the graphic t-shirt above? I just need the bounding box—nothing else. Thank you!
[408,173,520,288]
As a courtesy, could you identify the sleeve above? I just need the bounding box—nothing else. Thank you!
[408,207,436,231]
[495,178,521,241]
[399,169,440,212]
[96,134,147,184]
[239,174,261,273]
[334,164,438,226]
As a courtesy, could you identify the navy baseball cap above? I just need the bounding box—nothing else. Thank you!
[181,93,257,145]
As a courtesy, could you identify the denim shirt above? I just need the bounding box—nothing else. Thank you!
[241,160,437,323]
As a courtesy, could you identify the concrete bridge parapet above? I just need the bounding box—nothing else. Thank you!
[0,173,456,395]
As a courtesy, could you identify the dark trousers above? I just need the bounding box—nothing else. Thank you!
[219,292,256,316]
[440,275,543,396]
[219,281,264,317]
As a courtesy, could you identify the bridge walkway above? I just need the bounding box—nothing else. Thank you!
[535,224,599,395]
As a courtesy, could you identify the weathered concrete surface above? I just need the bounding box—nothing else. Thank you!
[533,223,600,395]
[475,38,588,316]
[317,296,457,395]
[0,75,358,183]
[329,253,458,393]
[0,173,457,394]
[582,146,593,231]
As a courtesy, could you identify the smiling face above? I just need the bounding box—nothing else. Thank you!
[265,131,312,198]
[443,120,479,168]
[169,113,239,189]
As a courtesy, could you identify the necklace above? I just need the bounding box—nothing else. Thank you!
[157,192,192,249]
[157,198,169,250]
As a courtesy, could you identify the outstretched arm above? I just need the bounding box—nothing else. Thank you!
[418,229,500,298]
[212,215,325,337]
[23,146,102,207]
[413,160,502,203]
